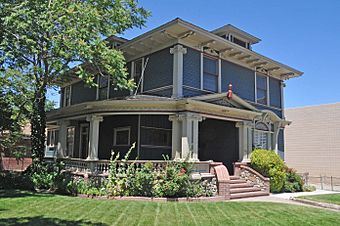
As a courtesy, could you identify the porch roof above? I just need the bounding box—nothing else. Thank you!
[47,93,290,127]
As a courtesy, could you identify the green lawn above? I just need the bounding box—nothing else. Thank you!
[299,194,340,206]
[1,190,340,226]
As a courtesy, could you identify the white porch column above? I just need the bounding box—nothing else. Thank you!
[236,121,253,162]
[170,44,187,98]
[272,122,281,154]
[56,120,69,158]
[86,115,103,160]
[169,113,203,161]
[169,114,182,160]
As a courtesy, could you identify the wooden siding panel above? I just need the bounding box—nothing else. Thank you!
[221,60,255,102]
[71,81,97,105]
[183,47,201,88]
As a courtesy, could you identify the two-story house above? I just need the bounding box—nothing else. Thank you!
[46,18,302,175]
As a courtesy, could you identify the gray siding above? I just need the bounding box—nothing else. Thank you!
[110,62,131,98]
[143,48,173,93]
[269,77,282,108]
[183,88,208,97]
[71,81,97,105]
[221,60,255,102]
[144,88,173,97]
[183,47,201,88]
[254,104,283,118]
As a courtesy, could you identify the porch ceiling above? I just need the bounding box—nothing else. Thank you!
[119,18,303,80]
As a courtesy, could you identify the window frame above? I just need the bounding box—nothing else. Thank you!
[253,122,273,150]
[255,72,270,106]
[66,126,75,157]
[46,129,59,148]
[113,126,131,146]
[63,85,72,107]
[140,125,172,149]
[97,75,110,100]
[201,54,220,93]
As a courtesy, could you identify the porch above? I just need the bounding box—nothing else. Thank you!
[46,113,250,173]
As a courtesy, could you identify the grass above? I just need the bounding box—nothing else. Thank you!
[299,194,340,206]
[1,190,340,226]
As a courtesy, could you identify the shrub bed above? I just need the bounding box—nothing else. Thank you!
[250,149,304,193]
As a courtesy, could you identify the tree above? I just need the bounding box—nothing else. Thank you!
[0,72,32,169]
[0,0,150,164]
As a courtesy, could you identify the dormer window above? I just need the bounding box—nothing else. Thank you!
[228,35,249,49]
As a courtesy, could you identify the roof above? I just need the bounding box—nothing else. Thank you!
[211,24,261,44]
[119,18,303,80]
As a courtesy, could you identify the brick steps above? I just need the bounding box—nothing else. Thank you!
[230,191,268,199]
[230,187,262,194]
[228,176,269,199]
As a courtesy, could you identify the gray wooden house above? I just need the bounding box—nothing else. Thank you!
[46,18,302,177]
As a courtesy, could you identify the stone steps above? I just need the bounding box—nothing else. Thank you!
[228,175,268,199]
[230,186,262,194]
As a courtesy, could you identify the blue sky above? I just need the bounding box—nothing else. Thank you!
[49,0,340,108]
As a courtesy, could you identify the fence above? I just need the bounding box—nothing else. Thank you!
[300,173,340,192]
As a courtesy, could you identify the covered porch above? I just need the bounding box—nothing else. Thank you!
[45,93,289,174]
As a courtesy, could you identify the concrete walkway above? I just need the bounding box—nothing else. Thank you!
[230,190,340,211]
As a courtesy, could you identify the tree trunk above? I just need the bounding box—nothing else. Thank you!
[30,84,47,164]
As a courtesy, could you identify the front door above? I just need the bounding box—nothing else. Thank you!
[79,124,89,159]
[199,119,239,174]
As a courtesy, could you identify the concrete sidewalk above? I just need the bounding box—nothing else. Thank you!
[230,190,340,210]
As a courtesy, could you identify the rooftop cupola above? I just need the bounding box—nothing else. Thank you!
[211,24,261,50]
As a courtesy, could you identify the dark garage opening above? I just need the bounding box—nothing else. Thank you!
[199,118,239,174]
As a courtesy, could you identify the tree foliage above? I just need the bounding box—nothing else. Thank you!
[0,0,150,164]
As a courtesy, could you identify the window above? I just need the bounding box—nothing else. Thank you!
[132,58,143,93]
[141,126,171,148]
[63,86,71,107]
[66,127,75,157]
[203,55,218,92]
[46,129,59,151]
[113,127,131,146]
[256,74,268,105]
[233,37,247,48]
[253,122,272,149]
[98,75,109,100]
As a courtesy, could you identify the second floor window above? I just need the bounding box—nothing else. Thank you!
[203,55,218,92]
[98,76,109,100]
[63,86,71,107]
[256,74,268,105]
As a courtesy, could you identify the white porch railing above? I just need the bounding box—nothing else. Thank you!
[60,158,215,175]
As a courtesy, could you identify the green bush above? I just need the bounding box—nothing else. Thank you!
[251,149,286,193]
[283,168,304,193]
[302,185,316,192]
[27,161,65,190]
[0,171,34,190]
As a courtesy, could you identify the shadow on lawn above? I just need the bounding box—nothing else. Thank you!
[0,190,53,198]
[0,216,107,226]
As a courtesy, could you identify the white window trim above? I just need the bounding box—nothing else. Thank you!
[255,71,270,106]
[96,75,110,100]
[113,126,131,146]
[66,126,75,157]
[200,54,221,93]
[63,85,72,107]
[79,123,89,158]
